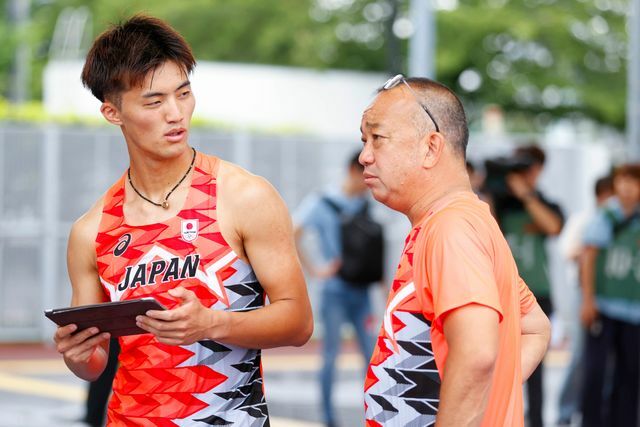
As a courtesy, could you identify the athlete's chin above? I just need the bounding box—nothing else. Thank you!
[153,140,191,159]
[165,136,190,148]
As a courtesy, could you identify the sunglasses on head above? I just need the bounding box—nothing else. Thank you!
[382,74,440,133]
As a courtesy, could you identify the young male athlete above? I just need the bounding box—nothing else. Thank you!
[359,75,550,426]
[53,15,313,426]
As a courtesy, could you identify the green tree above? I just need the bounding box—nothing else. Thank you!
[437,0,628,128]
[0,0,20,97]
[0,0,632,128]
[313,0,629,128]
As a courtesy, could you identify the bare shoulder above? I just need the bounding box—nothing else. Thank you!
[65,196,106,300]
[217,160,285,212]
[215,160,292,256]
[69,197,104,249]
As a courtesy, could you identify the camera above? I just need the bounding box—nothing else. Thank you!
[483,155,536,198]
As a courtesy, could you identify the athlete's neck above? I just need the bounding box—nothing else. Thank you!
[127,146,195,200]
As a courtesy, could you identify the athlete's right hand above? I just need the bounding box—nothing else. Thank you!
[54,324,110,364]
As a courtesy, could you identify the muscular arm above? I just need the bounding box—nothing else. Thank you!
[436,304,500,427]
[220,175,313,347]
[138,167,313,348]
[520,302,551,381]
[54,202,111,381]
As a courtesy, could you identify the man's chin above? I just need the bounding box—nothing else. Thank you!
[370,188,389,205]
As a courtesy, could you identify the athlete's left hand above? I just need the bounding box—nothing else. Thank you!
[136,287,230,345]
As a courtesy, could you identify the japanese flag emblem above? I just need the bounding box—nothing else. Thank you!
[181,219,199,242]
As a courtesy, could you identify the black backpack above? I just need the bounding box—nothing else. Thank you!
[323,197,385,287]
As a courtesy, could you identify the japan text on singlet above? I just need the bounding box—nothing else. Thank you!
[364,226,440,427]
[95,152,269,426]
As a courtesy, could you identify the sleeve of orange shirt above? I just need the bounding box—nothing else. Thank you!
[418,211,504,332]
[518,276,537,315]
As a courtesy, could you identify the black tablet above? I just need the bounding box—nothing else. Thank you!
[44,297,166,338]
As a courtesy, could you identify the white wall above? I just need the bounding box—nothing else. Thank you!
[43,60,386,139]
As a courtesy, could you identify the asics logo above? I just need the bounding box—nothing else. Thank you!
[114,234,132,257]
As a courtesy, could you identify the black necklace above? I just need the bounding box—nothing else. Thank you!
[127,147,196,210]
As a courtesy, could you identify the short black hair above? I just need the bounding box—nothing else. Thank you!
[614,163,640,181]
[514,145,546,166]
[81,14,196,104]
[595,175,613,197]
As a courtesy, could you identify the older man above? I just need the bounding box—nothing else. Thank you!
[359,75,550,426]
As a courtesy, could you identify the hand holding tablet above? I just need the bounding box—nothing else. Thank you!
[45,297,166,338]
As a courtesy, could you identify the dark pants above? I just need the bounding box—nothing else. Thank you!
[581,314,640,427]
[83,339,120,427]
[525,296,553,427]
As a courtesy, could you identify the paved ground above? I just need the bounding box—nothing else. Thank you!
[0,341,571,427]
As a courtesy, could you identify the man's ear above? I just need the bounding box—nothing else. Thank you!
[100,101,122,126]
[422,132,446,169]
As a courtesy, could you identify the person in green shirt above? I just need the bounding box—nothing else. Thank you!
[484,144,564,427]
[579,164,640,427]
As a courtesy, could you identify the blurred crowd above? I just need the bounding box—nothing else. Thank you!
[466,145,640,427]
[289,142,639,427]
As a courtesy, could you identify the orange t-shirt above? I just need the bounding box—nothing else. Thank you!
[365,191,536,427]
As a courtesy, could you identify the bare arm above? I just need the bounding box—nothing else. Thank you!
[138,170,313,348]
[221,175,313,347]
[580,246,600,328]
[506,174,562,235]
[436,304,500,427]
[522,195,563,235]
[53,202,111,381]
[520,302,551,381]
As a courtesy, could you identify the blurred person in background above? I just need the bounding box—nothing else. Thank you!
[360,75,550,426]
[482,144,563,427]
[52,15,312,426]
[555,175,613,426]
[580,164,640,427]
[294,151,381,427]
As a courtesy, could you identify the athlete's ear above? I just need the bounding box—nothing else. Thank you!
[100,101,123,126]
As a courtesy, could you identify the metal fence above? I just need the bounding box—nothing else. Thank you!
[0,124,377,342]
[0,124,621,342]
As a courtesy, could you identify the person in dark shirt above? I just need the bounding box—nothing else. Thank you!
[484,145,563,427]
